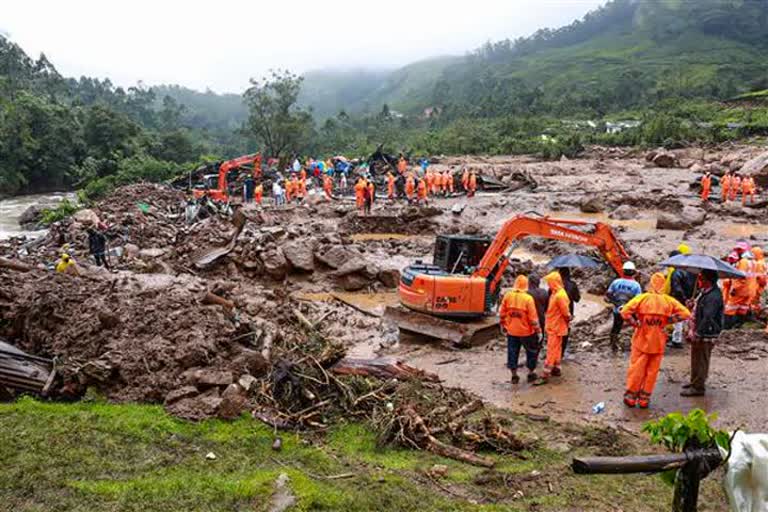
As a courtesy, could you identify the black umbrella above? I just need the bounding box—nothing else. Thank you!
[546,254,601,270]
[659,253,746,279]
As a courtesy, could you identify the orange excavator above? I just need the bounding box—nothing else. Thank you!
[385,215,629,346]
[193,153,261,201]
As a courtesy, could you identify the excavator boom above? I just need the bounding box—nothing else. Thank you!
[388,214,630,346]
[193,152,261,201]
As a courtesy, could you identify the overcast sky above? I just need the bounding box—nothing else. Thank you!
[3,0,605,94]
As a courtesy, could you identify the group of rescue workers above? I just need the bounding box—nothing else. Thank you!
[499,240,764,409]
[240,155,480,215]
[700,171,759,205]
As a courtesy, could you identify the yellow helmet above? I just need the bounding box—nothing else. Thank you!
[677,243,691,255]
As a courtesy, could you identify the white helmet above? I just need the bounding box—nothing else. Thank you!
[623,261,636,272]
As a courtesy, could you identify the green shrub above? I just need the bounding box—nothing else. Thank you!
[39,199,80,226]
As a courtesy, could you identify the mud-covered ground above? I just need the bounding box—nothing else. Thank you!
[2,144,767,432]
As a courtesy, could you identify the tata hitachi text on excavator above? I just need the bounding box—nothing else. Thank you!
[385,215,629,346]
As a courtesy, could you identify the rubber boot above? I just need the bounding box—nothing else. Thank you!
[610,333,619,352]
[623,391,637,408]
[637,392,650,409]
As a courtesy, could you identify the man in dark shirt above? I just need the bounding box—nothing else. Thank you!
[527,274,549,333]
[681,270,724,396]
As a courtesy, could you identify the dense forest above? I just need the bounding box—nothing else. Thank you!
[2,0,768,198]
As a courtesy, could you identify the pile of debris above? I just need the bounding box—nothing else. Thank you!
[0,265,526,467]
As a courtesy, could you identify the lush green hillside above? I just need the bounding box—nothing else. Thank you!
[300,0,768,119]
[300,56,461,119]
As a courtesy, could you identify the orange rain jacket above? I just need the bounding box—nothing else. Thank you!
[417,178,427,200]
[405,175,416,198]
[387,173,395,198]
[620,273,691,354]
[544,272,571,336]
[499,276,541,337]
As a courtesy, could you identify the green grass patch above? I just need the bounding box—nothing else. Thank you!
[0,397,729,511]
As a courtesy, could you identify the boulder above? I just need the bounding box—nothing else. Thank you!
[652,152,677,168]
[335,272,373,291]
[656,207,706,230]
[580,196,605,214]
[18,205,44,228]
[451,203,466,215]
[334,258,378,279]
[315,245,353,269]
[609,205,639,221]
[184,369,233,387]
[740,151,768,187]
[218,383,248,419]
[165,388,222,421]
[73,208,100,225]
[281,239,316,273]
[262,249,288,279]
[138,247,167,259]
[164,386,199,405]
[377,269,401,288]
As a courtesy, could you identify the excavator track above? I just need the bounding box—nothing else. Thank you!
[384,305,500,348]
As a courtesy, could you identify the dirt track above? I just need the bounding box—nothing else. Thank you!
[1,144,768,431]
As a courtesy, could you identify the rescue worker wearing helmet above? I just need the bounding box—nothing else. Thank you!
[621,273,691,408]
[606,262,642,352]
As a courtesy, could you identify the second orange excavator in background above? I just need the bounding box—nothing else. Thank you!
[385,214,630,346]
[192,153,262,202]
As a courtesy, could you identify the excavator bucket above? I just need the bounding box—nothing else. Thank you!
[383,305,500,348]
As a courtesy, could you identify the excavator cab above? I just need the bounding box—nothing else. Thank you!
[433,235,491,274]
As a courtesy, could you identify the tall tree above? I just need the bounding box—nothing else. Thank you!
[243,70,313,158]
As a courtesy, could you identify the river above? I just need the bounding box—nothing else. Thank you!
[0,192,75,240]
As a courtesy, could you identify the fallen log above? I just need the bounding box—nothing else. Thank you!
[0,257,35,272]
[404,405,495,468]
[331,357,439,382]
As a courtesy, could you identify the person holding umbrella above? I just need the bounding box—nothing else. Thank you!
[681,269,724,397]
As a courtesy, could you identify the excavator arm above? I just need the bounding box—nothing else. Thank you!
[217,153,261,193]
[473,215,629,299]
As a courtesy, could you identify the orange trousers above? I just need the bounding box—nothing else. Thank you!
[545,333,563,370]
[701,187,710,201]
[625,347,663,396]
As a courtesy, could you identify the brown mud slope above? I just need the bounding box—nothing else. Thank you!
[1,143,768,434]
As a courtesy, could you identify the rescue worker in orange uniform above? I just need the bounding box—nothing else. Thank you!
[746,176,757,204]
[386,172,395,200]
[254,183,263,205]
[299,167,307,181]
[284,177,293,203]
[446,171,454,194]
[752,246,766,314]
[500,275,542,384]
[700,172,712,202]
[416,177,428,205]
[730,174,741,202]
[425,169,434,196]
[721,172,731,202]
[296,176,306,201]
[742,175,752,205]
[323,174,333,199]
[538,271,571,383]
[620,272,690,408]
[468,172,478,197]
[461,168,469,191]
[292,176,302,202]
[724,243,756,328]
[354,178,366,212]
[405,173,416,202]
